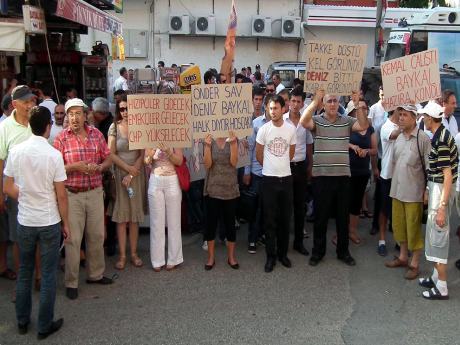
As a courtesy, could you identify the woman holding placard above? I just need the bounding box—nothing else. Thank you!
[203,131,240,270]
[108,95,146,270]
[145,143,184,272]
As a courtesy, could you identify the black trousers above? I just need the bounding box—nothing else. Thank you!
[204,197,237,242]
[262,175,293,259]
[291,160,307,247]
[312,176,350,258]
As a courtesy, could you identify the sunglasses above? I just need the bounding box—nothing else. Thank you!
[119,107,128,112]
[266,89,275,93]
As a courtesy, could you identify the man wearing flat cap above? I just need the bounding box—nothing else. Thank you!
[53,98,113,300]
[384,105,431,280]
[418,101,458,300]
[0,86,36,292]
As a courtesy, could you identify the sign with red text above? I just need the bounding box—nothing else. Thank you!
[22,5,46,34]
[191,83,253,139]
[381,48,441,111]
[304,41,367,95]
[127,94,192,149]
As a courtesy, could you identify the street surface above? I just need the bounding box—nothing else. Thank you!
[1,216,459,345]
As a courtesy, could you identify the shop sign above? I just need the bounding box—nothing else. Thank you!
[22,5,47,34]
[55,0,122,36]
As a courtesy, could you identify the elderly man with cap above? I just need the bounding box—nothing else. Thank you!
[53,98,113,300]
[0,86,35,289]
[418,100,458,300]
[384,105,431,280]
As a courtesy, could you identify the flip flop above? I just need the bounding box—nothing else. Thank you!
[0,269,16,280]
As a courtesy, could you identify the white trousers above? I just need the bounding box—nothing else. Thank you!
[148,174,183,267]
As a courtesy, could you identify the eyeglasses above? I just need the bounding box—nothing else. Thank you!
[119,107,128,112]
[326,99,338,104]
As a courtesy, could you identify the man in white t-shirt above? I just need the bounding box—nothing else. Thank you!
[49,104,65,144]
[3,106,69,338]
[272,73,285,94]
[38,85,57,120]
[378,108,401,256]
[283,86,313,256]
[113,67,129,92]
[256,94,296,273]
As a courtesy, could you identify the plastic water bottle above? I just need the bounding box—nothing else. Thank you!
[127,187,134,199]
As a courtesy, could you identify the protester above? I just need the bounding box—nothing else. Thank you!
[265,81,276,95]
[418,101,458,300]
[113,67,129,92]
[145,144,183,272]
[385,105,431,280]
[1,93,13,122]
[204,70,217,84]
[48,104,65,144]
[0,85,36,298]
[54,98,114,300]
[377,108,400,256]
[3,106,69,339]
[253,71,263,87]
[256,94,296,273]
[252,87,264,119]
[65,88,78,101]
[38,85,57,119]
[92,97,113,141]
[157,61,165,68]
[333,100,377,245]
[284,86,313,256]
[278,89,290,114]
[441,89,458,138]
[203,131,240,270]
[300,89,369,267]
[272,73,285,94]
[368,87,386,235]
[107,96,146,270]
[243,95,272,254]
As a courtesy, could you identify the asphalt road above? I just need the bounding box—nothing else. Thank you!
[1,216,460,345]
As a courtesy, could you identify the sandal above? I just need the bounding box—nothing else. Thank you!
[422,287,449,300]
[166,264,178,271]
[419,277,435,289]
[153,266,162,272]
[349,233,361,245]
[0,268,17,280]
[131,254,143,268]
[115,256,126,270]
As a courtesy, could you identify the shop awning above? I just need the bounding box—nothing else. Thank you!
[0,20,25,53]
[55,0,122,36]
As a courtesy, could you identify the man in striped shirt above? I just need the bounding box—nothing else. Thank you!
[418,102,458,300]
[300,89,369,267]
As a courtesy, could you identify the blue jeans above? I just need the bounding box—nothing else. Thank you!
[16,223,60,333]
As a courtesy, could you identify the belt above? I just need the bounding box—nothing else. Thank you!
[66,186,98,194]
[263,175,292,183]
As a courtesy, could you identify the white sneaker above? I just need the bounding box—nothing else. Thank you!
[202,241,208,251]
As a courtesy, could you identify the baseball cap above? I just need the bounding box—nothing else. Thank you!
[65,98,88,113]
[397,104,418,116]
[417,101,444,119]
[11,85,35,101]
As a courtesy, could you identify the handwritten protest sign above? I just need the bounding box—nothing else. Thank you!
[304,41,367,96]
[381,48,441,111]
[127,94,192,149]
[183,138,250,182]
[191,83,253,139]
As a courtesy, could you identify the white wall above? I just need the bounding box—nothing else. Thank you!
[79,0,304,79]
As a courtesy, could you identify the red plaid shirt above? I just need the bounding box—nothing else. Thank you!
[53,125,110,189]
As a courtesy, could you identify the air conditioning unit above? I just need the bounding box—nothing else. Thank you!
[195,15,215,35]
[251,16,272,37]
[169,14,191,35]
[282,16,301,38]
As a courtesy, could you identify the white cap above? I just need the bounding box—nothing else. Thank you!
[65,98,87,113]
[417,101,444,119]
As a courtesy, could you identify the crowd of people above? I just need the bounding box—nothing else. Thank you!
[1,63,460,339]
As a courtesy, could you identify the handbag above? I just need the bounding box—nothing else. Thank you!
[175,156,191,192]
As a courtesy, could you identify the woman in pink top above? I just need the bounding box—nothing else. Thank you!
[145,144,183,271]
